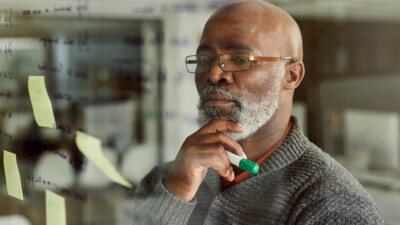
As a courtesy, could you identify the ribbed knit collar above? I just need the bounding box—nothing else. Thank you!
[204,116,310,193]
[257,116,309,173]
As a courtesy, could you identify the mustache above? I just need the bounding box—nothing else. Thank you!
[198,86,240,108]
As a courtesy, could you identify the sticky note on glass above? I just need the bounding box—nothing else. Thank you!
[75,131,133,188]
[46,190,66,225]
[28,76,56,128]
[3,150,24,200]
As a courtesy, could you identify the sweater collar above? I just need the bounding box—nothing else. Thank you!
[257,116,309,173]
[204,116,310,192]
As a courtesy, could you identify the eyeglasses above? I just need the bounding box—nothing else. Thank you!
[185,53,294,73]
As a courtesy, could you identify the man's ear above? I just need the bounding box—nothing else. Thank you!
[284,61,305,90]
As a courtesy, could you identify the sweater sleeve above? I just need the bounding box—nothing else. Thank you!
[132,165,197,225]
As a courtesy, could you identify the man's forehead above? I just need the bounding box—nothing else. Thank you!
[203,14,260,34]
[200,1,302,59]
[203,1,279,34]
[198,22,273,54]
[196,43,254,54]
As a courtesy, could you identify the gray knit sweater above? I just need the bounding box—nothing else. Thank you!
[132,117,383,224]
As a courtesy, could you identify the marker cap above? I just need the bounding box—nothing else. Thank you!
[239,159,259,174]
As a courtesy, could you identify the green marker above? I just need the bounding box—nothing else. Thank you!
[226,150,259,174]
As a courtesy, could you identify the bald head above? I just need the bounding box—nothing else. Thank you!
[204,1,303,61]
[195,0,305,146]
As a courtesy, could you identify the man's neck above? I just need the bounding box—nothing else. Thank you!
[238,116,291,163]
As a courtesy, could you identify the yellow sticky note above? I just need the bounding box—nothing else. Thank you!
[75,131,133,188]
[46,190,66,225]
[28,76,57,128]
[3,150,24,200]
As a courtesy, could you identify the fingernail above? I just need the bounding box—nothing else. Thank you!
[237,123,244,130]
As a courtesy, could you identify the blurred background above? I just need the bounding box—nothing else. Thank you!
[0,0,399,224]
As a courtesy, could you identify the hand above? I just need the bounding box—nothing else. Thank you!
[165,120,246,202]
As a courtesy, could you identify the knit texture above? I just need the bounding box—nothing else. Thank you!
[132,117,383,225]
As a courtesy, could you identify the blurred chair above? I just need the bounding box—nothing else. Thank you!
[344,109,399,171]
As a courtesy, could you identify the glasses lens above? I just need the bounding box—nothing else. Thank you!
[185,55,211,73]
[222,53,251,71]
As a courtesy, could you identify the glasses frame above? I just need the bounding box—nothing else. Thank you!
[185,53,295,74]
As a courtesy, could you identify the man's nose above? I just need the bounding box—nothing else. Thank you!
[207,59,234,84]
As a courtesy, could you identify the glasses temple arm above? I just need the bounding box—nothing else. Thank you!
[280,56,295,62]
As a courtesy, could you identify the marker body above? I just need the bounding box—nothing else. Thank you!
[226,151,259,174]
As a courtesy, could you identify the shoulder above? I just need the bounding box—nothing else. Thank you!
[289,144,383,224]
[294,143,372,199]
[298,143,365,193]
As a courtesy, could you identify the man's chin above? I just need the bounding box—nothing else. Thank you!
[198,112,237,127]
[202,105,236,115]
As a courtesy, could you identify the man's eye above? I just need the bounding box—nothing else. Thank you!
[198,58,210,64]
[233,57,249,64]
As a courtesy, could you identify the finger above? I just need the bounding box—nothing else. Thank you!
[195,132,246,159]
[195,120,244,135]
[196,144,235,181]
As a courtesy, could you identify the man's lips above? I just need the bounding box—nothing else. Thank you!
[203,94,235,107]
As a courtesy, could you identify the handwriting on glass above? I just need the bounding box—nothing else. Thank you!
[0,90,13,98]
[34,142,87,168]
[3,8,13,27]
[132,3,197,14]
[164,110,198,127]
[0,109,12,119]
[28,173,87,202]
[38,29,89,53]
[56,124,85,135]
[0,129,13,140]
[0,71,13,80]
[0,42,13,62]
[37,62,89,81]
[22,0,88,17]
[52,92,89,105]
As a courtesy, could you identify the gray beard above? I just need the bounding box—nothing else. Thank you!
[197,77,281,141]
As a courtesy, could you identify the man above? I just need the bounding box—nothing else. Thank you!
[133,1,383,224]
